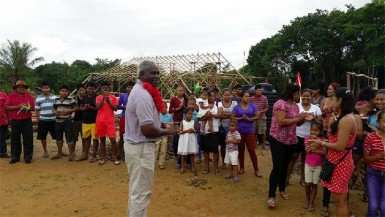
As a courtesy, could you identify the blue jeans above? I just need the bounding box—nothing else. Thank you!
[0,124,8,156]
[366,166,385,217]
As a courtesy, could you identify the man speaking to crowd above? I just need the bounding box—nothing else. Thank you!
[124,60,179,217]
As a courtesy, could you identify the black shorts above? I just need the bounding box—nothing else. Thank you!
[293,136,305,154]
[56,119,74,145]
[37,120,56,140]
[201,132,220,153]
[352,138,364,156]
[72,120,82,142]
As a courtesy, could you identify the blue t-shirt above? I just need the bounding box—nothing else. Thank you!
[159,112,173,123]
[367,111,380,130]
[232,103,258,134]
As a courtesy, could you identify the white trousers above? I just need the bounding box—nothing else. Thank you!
[124,141,155,217]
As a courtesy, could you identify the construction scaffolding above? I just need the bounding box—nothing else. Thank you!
[81,52,265,98]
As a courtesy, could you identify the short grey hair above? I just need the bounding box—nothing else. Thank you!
[137,60,157,78]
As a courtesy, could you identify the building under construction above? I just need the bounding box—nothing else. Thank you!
[81,52,265,98]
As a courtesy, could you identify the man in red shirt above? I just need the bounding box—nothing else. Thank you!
[96,82,118,165]
[5,80,35,164]
[0,91,10,158]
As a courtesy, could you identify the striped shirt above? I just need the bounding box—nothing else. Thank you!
[364,132,385,171]
[226,130,241,151]
[250,95,268,119]
[35,95,56,122]
[53,97,76,122]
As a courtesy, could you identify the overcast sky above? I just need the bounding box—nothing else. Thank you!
[0,0,369,69]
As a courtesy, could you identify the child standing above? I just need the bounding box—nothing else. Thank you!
[363,110,385,217]
[35,81,56,158]
[52,85,78,160]
[178,108,198,175]
[224,119,241,182]
[197,88,213,134]
[96,82,118,165]
[304,120,326,212]
[156,101,174,169]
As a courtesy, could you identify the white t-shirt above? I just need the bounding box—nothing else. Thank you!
[296,103,322,138]
[202,104,220,133]
[196,97,210,113]
[218,101,238,127]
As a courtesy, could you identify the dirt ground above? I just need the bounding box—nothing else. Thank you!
[0,134,367,217]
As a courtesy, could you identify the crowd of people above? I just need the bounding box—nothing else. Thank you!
[1,65,385,216]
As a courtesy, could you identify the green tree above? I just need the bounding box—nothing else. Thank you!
[0,40,44,89]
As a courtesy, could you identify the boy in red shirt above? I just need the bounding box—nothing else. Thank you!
[96,82,118,165]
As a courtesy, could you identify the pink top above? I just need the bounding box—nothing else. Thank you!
[304,137,324,166]
[5,92,35,120]
[269,99,299,145]
[0,92,8,126]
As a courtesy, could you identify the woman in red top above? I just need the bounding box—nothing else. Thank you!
[168,86,188,167]
[309,87,362,217]
[363,110,385,217]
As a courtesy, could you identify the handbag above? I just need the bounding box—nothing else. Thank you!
[319,148,351,182]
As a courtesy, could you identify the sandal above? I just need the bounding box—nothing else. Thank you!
[225,174,232,179]
[215,170,221,176]
[280,192,292,200]
[238,169,245,175]
[180,169,185,174]
[43,153,49,158]
[114,160,121,165]
[98,160,106,165]
[89,158,97,163]
[50,155,61,160]
[68,156,75,161]
[267,198,275,208]
[233,176,240,183]
[303,203,309,209]
[320,208,330,217]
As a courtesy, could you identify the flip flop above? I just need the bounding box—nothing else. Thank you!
[50,155,61,160]
[280,192,292,200]
[43,153,49,158]
[238,169,245,175]
[98,160,106,165]
[202,169,210,174]
[233,176,240,183]
[89,158,97,163]
[267,198,275,209]
[308,206,315,212]
[255,171,263,178]
[114,160,121,165]
[320,208,330,217]
[215,170,222,176]
[76,156,88,162]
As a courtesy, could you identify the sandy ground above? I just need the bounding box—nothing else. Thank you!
[0,134,367,217]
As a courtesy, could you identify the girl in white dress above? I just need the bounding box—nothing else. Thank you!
[178,108,198,175]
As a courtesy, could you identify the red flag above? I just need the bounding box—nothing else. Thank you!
[295,71,302,87]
